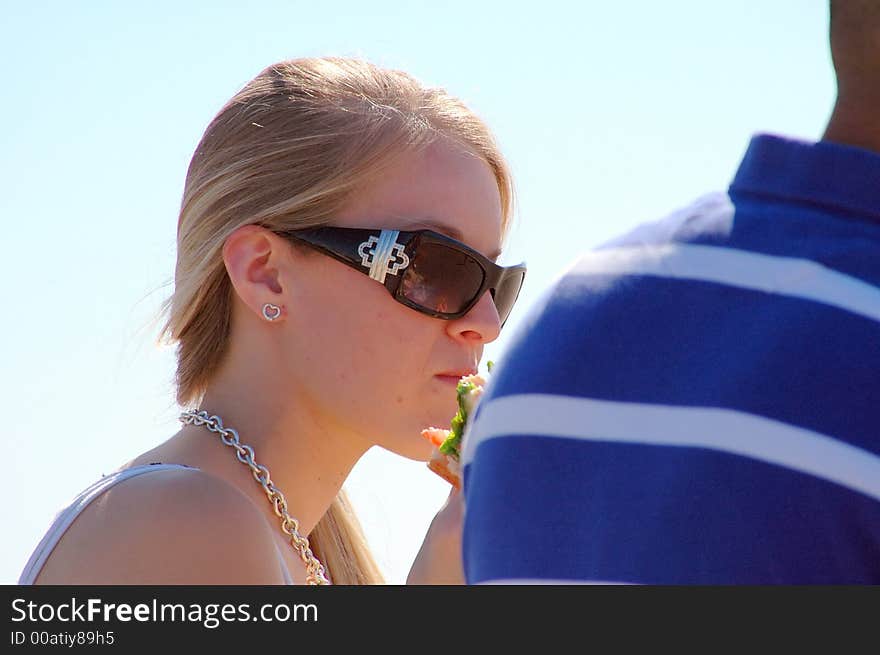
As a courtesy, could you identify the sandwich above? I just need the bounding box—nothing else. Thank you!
[422,363,492,489]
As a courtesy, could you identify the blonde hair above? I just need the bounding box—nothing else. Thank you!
[160,57,514,585]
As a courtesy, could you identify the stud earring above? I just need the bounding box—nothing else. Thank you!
[262,303,282,321]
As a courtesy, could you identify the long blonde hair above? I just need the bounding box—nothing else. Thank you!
[160,57,514,584]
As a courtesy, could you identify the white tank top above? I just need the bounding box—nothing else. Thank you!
[18,463,294,585]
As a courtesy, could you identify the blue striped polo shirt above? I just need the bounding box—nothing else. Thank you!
[462,134,880,584]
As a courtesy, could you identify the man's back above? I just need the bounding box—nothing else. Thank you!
[462,134,880,584]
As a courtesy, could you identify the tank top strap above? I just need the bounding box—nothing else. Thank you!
[19,463,197,584]
[19,462,296,585]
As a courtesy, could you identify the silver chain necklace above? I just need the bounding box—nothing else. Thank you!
[179,409,330,585]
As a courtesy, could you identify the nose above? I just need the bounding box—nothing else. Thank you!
[446,289,502,345]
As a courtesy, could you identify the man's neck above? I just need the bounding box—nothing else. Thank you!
[822,97,880,154]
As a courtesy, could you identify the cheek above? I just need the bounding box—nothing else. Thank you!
[349,305,431,395]
[342,297,424,369]
[288,276,440,421]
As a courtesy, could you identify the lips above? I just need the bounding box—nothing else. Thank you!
[436,368,478,379]
[435,367,477,388]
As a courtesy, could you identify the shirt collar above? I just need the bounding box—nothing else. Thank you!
[729,133,880,221]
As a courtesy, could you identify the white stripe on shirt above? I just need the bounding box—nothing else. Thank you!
[573,243,880,323]
[462,394,880,502]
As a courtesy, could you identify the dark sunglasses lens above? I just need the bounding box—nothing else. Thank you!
[492,270,526,325]
[399,242,485,314]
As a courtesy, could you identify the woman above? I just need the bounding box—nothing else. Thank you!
[19,57,525,584]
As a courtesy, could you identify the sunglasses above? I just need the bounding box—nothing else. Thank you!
[276,226,527,327]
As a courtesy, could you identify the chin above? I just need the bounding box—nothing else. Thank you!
[380,427,437,463]
[426,403,456,431]
[370,400,456,462]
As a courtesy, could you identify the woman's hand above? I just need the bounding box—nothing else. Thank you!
[406,486,465,585]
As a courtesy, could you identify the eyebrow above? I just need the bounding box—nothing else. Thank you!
[404,221,502,260]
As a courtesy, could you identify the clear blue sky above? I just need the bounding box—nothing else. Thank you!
[2,0,834,583]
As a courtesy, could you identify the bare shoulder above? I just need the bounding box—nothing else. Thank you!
[34,467,287,585]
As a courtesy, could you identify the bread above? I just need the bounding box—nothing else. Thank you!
[421,373,487,488]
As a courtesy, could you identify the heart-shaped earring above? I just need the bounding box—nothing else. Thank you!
[262,303,282,321]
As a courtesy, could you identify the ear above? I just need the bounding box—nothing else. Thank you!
[222,225,291,322]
